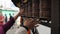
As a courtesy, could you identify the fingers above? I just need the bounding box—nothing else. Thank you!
[19,8,24,16]
[24,18,39,24]
[20,8,24,13]
[24,18,40,27]
[24,18,34,26]
[24,18,34,23]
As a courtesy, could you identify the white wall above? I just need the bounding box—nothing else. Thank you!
[37,24,51,34]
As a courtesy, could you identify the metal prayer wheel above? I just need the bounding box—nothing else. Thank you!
[20,0,51,21]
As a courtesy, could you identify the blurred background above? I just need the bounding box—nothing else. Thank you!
[0,0,51,34]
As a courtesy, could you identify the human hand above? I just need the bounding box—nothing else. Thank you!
[19,8,24,16]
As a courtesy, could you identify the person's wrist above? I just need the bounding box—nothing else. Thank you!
[19,13,22,16]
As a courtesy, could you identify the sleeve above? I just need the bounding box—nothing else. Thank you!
[15,30,27,34]
[15,27,27,34]
[3,17,15,32]
[15,31,27,34]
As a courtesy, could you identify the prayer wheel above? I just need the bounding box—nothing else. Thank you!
[20,0,51,21]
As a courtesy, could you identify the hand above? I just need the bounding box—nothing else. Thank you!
[19,8,24,16]
[14,8,24,20]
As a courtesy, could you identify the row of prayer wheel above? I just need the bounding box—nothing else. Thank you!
[20,0,51,20]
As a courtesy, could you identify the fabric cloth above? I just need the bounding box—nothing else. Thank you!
[15,27,27,34]
[0,17,15,34]
[27,29,31,34]
[15,26,33,34]
[32,27,39,34]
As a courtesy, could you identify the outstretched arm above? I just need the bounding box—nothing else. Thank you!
[3,8,24,32]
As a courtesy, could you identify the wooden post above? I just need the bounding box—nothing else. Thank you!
[51,0,59,34]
